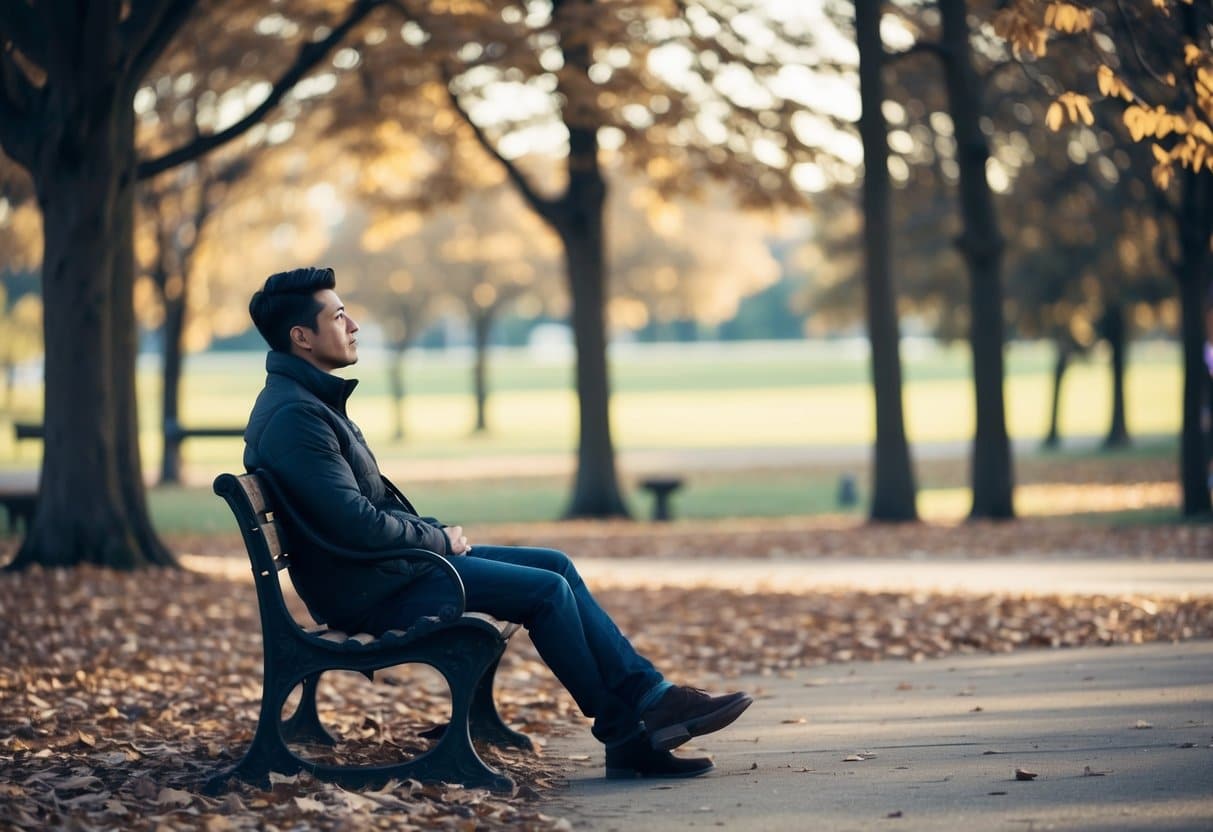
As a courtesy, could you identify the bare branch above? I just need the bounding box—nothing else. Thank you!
[0,1,48,68]
[1114,0,1173,87]
[124,0,201,85]
[136,0,382,180]
[443,78,560,225]
[0,48,39,168]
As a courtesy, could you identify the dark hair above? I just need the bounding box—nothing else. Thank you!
[249,267,336,352]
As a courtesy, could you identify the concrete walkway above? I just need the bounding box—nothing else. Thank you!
[545,641,1213,831]
[571,557,1213,599]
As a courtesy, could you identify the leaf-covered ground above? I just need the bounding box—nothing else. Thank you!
[2,534,1211,831]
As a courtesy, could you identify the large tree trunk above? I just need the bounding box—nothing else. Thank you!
[1042,338,1069,450]
[559,125,628,518]
[856,0,918,522]
[471,309,492,434]
[938,0,1014,520]
[9,97,173,569]
[1176,165,1213,516]
[1101,302,1130,449]
[159,288,188,484]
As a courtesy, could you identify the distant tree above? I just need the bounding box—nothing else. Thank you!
[608,181,781,340]
[0,156,41,407]
[0,280,42,410]
[853,0,919,521]
[336,0,826,517]
[994,0,1212,513]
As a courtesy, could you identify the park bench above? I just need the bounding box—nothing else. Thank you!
[15,419,246,444]
[206,470,530,795]
[1,423,41,532]
[1,420,245,529]
[0,486,36,534]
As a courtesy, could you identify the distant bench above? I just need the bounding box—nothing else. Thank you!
[0,487,36,534]
[14,420,246,444]
[2,420,245,532]
[3,423,41,532]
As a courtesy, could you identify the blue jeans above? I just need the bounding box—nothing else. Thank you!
[360,545,667,745]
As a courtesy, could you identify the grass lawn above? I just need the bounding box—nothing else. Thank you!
[0,337,1190,532]
[1,337,1181,459]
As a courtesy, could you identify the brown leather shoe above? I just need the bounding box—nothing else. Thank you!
[641,686,753,751]
[605,733,714,779]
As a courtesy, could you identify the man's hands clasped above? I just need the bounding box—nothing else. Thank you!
[445,525,472,555]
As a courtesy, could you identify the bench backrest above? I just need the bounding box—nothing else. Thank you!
[213,472,297,634]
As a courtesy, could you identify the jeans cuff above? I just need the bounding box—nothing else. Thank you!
[635,680,674,715]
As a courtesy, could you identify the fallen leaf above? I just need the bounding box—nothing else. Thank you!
[293,796,325,812]
[1014,768,1038,781]
[54,774,102,791]
[1083,766,1109,776]
[156,787,194,807]
[1135,720,1154,729]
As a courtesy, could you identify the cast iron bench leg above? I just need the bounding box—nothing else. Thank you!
[204,671,303,794]
[469,653,534,751]
[280,672,337,746]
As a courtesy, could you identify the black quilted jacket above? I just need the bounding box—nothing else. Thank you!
[243,351,450,630]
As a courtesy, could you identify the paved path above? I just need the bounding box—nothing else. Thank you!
[571,557,1213,599]
[179,553,1213,601]
[545,641,1213,831]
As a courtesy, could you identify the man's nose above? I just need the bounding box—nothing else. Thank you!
[348,316,359,333]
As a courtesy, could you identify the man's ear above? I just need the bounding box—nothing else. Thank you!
[290,325,311,351]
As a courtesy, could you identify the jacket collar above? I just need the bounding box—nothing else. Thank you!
[266,351,359,414]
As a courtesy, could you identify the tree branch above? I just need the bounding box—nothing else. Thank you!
[136,0,382,180]
[0,1,48,69]
[1115,0,1173,88]
[0,47,39,168]
[443,77,560,224]
[123,0,201,86]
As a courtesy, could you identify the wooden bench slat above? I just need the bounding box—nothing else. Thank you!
[260,522,285,561]
[236,476,269,516]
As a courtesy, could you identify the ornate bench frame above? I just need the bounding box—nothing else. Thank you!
[206,471,530,794]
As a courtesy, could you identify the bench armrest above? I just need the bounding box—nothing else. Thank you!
[253,468,467,617]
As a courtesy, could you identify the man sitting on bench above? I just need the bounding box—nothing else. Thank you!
[242,267,752,779]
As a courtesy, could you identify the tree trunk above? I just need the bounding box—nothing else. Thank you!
[938,0,1014,520]
[471,309,492,434]
[9,97,173,569]
[112,162,173,563]
[1173,2,1213,517]
[388,344,406,441]
[559,125,629,518]
[1101,302,1130,448]
[856,0,918,522]
[1176,165,1213,516]
[159,288,188,484]
[1042,338,1069,449]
